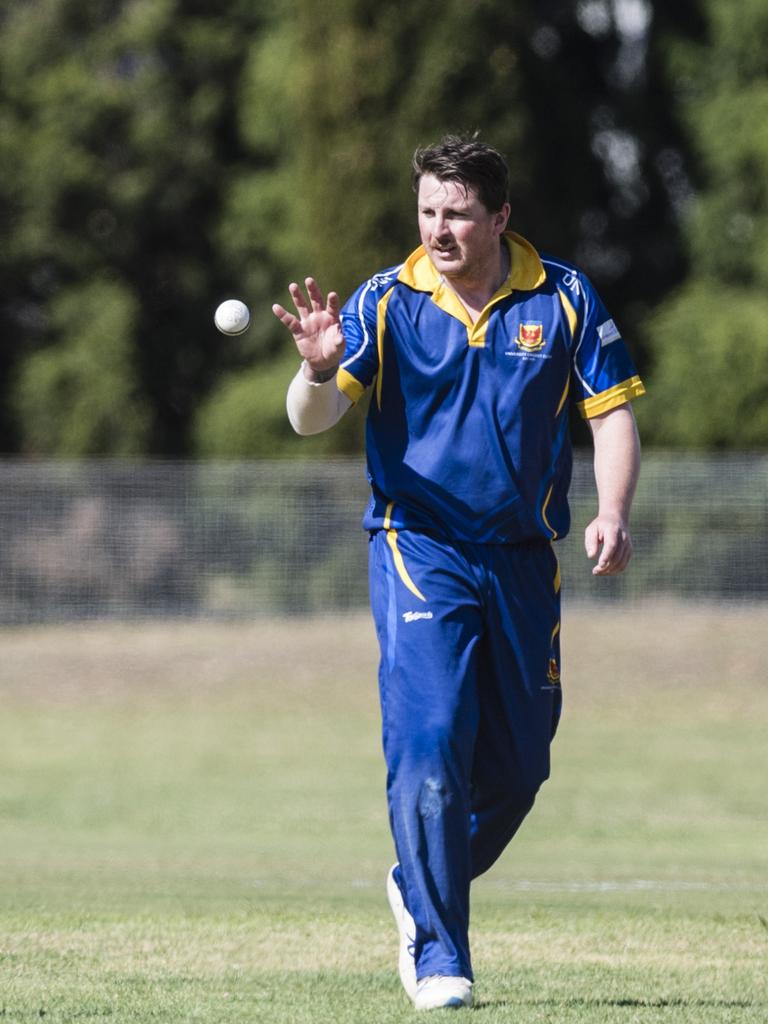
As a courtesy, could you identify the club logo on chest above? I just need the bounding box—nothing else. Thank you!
[515,321,546,352]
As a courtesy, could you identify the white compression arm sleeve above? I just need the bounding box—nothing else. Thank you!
[286,362,353,435]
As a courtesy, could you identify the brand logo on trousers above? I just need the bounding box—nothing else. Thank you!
[402,611,434,623]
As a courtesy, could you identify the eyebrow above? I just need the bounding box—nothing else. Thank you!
[419,204,471,215]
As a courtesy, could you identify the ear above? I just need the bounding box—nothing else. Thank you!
[493,203,511,234]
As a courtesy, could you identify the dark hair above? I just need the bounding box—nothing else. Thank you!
[411,133,510,213]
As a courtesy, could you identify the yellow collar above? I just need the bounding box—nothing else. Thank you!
[397,231,547,296]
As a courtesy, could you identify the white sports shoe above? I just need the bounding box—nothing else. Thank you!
[386,864,418,1000]
[414,975,474,1011]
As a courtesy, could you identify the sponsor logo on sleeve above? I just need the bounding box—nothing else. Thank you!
[597,319,621,347]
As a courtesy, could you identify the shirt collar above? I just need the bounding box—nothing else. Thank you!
[397,231,547,295]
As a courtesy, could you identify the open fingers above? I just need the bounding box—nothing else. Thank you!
[273,279,341,341]
[305,277,325,314]
[288,281,311,317]
[271,303,301,337]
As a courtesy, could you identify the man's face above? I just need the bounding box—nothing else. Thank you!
[417,173,510,283]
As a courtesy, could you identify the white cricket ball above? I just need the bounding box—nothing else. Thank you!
[214,298,250,336]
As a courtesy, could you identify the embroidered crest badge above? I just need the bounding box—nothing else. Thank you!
[516,321,546,351]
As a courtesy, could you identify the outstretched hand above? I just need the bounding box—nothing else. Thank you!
[272,278,345,373]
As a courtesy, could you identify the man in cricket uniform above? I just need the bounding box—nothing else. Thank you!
[274,135,643,1011]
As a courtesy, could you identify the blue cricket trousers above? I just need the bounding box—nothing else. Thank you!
[369,528,562,982]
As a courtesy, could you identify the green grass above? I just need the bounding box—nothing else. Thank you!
[0,606,766,1022]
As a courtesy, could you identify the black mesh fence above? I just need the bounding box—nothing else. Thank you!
[0,454,765,624]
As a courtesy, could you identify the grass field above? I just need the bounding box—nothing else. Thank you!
[1,605,766,1023]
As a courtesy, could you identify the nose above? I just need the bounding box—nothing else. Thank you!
[433,212,451,238]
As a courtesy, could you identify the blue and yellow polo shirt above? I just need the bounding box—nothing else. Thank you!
[337,232,644,544]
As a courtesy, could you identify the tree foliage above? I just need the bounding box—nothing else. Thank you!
[0,0,266,454]
[186,0,694,456]
[638,0,768,447]
[1,0,759,454]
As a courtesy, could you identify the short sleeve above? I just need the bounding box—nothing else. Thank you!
[571,275,645,418]
[337,278,382,404]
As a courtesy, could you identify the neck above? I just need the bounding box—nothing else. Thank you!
[442,239,510,315]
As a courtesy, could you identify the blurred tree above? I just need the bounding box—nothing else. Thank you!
[0,0,701,456]
[194,348,371,458]
[638,0,768,446]
[0,0,267,454]
[14,278,150,454]
[200,0,691,455]
[513,1,692,343]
